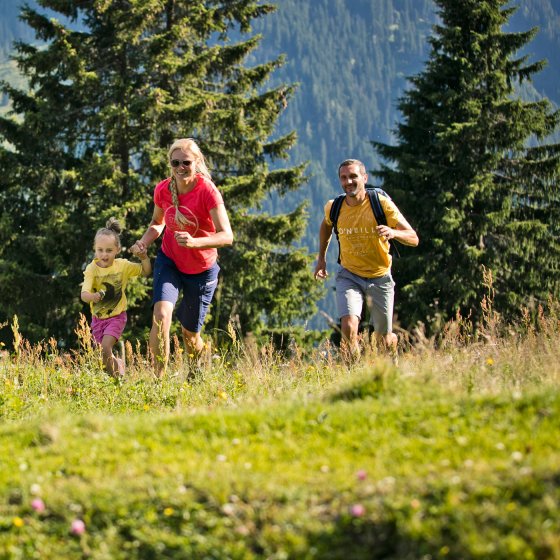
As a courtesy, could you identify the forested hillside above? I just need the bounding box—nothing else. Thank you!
[1,0,559,331]
[0,2,36,59]
[249,0,560,224]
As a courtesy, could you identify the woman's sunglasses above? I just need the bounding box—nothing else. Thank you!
[170,159,193,168]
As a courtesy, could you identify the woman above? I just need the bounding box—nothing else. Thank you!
[130,138,233,377]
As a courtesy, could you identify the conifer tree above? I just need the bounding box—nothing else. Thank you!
[374,0,560,331]
[0,0,321,345]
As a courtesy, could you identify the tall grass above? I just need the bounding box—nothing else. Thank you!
[0,295,559,559]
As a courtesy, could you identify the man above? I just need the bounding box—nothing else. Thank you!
[314,159,419,360]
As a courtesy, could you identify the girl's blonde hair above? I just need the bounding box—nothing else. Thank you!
[167,138,211,228]
[94,217,122,250]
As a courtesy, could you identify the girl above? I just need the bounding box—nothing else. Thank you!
[81,218,152,377]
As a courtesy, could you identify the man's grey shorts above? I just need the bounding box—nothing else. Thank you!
[335,267,396,334]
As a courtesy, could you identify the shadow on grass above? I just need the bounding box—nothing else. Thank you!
[304,514,439,560]
[328,370,394,402]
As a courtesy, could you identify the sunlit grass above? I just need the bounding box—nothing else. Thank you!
[0,294,559,559]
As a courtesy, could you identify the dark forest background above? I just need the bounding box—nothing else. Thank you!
[1,0,559,338]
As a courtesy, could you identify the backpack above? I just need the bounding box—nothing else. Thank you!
[329,185,400,263]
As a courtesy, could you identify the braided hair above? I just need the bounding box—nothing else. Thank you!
[167,138,211,229]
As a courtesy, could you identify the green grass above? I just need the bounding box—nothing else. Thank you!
[0,307,559,559]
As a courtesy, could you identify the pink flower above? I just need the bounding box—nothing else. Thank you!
[350,503,366,517]
[70,519,86,535]
[356,469,367,481]
[31,498,45,513]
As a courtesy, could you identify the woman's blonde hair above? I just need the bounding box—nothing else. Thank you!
[94,217,122,250]
[167,138,211,228]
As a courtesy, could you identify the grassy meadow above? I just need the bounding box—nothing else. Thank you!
[0,300,559,559]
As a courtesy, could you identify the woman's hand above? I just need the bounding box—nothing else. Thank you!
[130,240,147,255]
[174,231,198,248]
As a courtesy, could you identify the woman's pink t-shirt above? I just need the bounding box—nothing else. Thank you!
[154,175,224,274]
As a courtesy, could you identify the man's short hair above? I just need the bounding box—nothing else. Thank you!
[338,159,366,175]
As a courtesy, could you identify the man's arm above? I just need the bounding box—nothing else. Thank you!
[376,216,419,247]
[314,219,334,279]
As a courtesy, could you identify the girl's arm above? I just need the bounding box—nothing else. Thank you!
[81,291,103,304]
[132,242,152,277]
[139,254,152,277]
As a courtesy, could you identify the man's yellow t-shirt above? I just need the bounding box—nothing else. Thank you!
[82,258,142,319]
[324,194,402,278]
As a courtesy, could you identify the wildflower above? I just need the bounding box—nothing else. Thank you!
[70,519,86,535]
[349,504,365,517]
[486,357,494,366]
[31,498,46,513]
[143,404,150,411]
[511,451,523,462]
[236,524,250,536]
[377,476,396,493]
[163,507,174,517]
[13,517,24,528]
[356,469,367,481]
[218,391,228,401]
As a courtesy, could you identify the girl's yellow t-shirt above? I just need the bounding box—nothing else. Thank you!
[324,194,402,278]
[82,258,142,318]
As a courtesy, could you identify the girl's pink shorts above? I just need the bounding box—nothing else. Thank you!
[91,312,127,344]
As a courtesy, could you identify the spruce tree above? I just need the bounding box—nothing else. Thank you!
[0,0,321,346]
[374,0,560,332]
